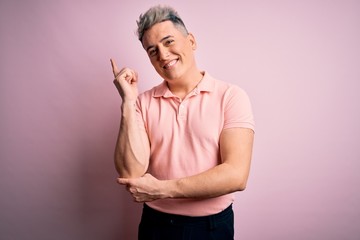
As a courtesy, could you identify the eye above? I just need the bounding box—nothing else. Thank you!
[164,39,174,46]
[148,48,157,57]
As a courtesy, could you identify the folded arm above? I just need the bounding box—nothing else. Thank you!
[118,127,254,202]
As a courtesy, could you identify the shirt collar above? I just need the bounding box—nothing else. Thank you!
[152,71,215,98]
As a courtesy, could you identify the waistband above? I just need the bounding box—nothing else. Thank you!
[142,203,233,226]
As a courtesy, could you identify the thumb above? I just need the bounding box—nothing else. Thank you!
[117,178,130,185]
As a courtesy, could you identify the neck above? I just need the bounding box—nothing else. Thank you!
[166,69,203,99]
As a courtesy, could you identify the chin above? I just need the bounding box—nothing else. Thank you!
[158,72,177,81]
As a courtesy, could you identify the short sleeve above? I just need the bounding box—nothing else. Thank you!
[223,86,255,131]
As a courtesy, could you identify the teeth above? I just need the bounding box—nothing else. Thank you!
[164,60,177,69]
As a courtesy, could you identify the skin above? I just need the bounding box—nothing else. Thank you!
[111,20,254,202]
[141,21,203,98]
[111,60,150,178]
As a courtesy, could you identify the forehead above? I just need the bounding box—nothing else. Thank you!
[142,21,184,48]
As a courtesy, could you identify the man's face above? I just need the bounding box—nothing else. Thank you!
[142,20,196,82]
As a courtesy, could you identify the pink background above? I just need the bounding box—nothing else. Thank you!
[1,0,359,239]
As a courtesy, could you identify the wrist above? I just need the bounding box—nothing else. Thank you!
[163,179,180,199]
[122,99,137,106]
[121,100,136,112]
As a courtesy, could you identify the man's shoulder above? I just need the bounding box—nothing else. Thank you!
[139,81,165,98]
[204,72,244,94]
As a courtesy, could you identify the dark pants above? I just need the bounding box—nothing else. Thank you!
[138,204,234,240]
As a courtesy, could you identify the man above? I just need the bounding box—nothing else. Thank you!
[110,5,254,240]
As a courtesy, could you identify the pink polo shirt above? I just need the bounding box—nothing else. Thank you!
[135,71,255,216]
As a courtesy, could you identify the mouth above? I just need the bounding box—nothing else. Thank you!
[162,59,178,69]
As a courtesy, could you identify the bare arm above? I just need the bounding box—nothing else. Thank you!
[170,127,254,198]
[118,127,254,202]
[111,59,150,178]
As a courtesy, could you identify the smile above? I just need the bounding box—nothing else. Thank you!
[163,59,178,69]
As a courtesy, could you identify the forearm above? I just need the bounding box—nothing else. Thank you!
[115,100,150,178]
[166,128,254,199]
[166,162,250,199]
[116,128,254,203]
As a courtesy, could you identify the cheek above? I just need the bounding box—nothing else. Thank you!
[181,48,195,61]
[150,60,164,73]
[181,43,194,56]
[149,58,159,67]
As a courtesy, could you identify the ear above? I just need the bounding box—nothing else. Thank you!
[187,33,197,50]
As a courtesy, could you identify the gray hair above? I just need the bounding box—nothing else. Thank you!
[136,5,188,42]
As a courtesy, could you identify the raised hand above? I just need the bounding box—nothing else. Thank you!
[110,58,139,101]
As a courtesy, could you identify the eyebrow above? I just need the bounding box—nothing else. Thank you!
[146,35,174,52]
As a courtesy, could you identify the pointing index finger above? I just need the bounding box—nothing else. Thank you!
[110,58,120,77]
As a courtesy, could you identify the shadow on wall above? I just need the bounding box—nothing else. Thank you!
[78,121,142,239]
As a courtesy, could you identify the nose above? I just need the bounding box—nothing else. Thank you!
[158,47,169,60]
